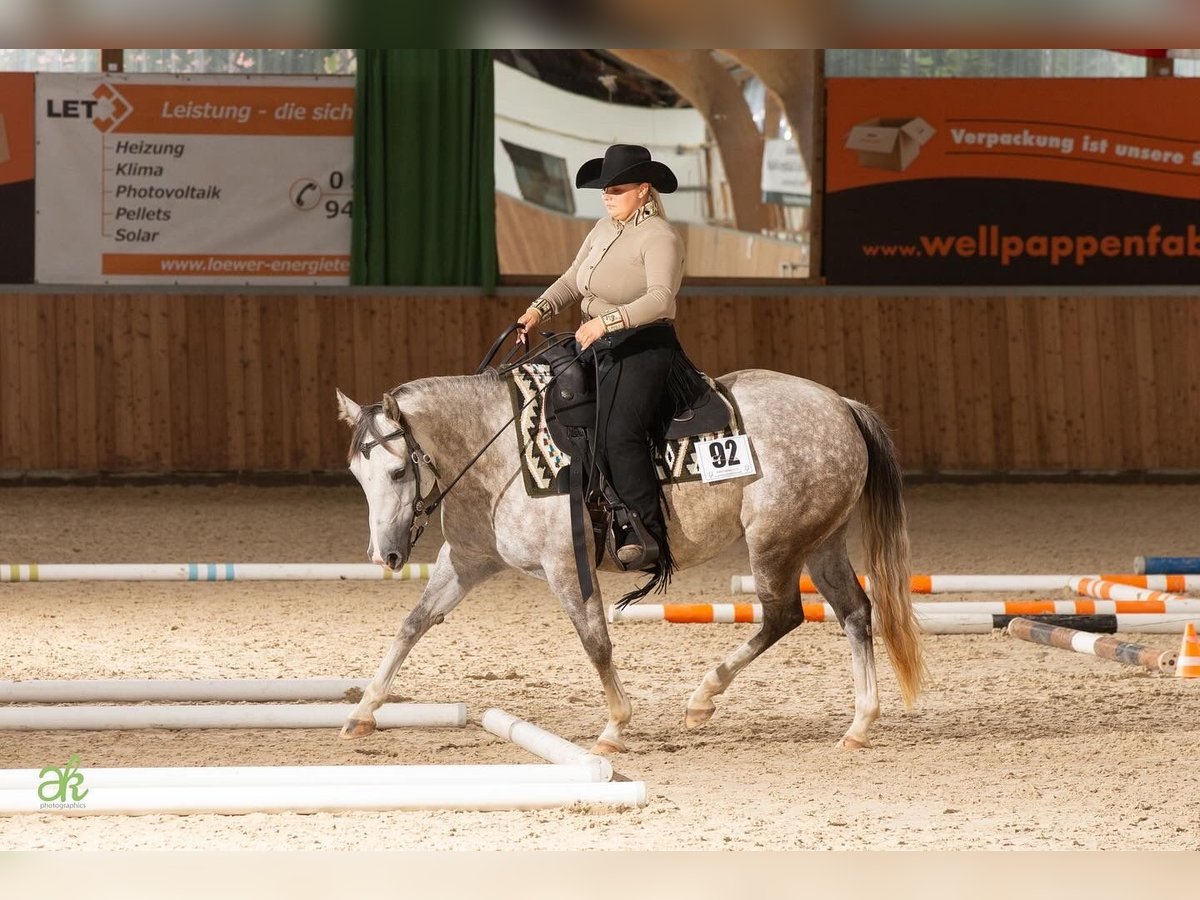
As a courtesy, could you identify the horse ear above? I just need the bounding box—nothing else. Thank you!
[381,392,402,425]
[335,388,361,426]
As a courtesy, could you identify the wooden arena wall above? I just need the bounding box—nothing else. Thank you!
[2,290,1198,475]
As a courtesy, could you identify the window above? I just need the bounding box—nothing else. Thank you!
[0,49,99,71]
[828,49,1145,78]
[0,49,355,74]
[500,140,575,215]
[123,49,356,75]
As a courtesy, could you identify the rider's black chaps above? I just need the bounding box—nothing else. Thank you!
[594,322,707,599]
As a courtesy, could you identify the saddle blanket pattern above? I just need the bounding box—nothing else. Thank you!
[506,363,744,499]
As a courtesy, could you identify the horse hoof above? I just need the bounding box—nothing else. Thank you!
[838,735,869,750]
[591,738,627,755]
[684,703,715,730]
[339,717,377,740]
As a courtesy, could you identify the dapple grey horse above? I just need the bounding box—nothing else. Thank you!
[335,367,925,753]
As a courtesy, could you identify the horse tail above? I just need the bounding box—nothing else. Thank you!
[844,398,927,710]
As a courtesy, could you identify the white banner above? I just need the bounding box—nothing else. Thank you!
[35,74,353,285]
[761,137,811,198]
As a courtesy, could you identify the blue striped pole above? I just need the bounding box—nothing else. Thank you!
[1136,556,1200,575]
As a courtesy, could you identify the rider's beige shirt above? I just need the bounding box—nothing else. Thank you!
[530,207,684,333]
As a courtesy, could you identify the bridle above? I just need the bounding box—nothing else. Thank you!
[359,414,442,551]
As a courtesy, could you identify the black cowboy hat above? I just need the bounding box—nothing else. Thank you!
[575,144,678,193]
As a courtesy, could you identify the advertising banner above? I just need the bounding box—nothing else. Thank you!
[826,78,1200,284]
[0,73,35,283]
[35,74,354,285]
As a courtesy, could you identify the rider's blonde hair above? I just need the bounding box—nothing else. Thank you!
[648,187,668,221]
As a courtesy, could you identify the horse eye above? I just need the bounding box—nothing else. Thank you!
[389,468,406,483]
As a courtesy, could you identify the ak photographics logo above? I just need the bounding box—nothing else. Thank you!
[38,754,89,809]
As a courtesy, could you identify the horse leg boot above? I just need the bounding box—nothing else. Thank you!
[549,568,632,754]
[685,547,808,729]
[807,533,879,749]
[341,548,499,740]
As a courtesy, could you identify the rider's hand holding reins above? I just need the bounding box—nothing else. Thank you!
[516,309,542,344]
[575,318,606,350]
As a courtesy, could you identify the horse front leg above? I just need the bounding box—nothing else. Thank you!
[548,570,632,755]
[341,545,499,740]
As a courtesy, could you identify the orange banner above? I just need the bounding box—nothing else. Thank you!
[825,78,1200,284]
[0,73,34,186]
[828,78,1200,201]
[82,83,355,137]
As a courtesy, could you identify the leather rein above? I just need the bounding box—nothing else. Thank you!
[357,327,590,551]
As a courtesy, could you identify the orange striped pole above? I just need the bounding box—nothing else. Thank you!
[604,603,764,624]
[609,603,828,624]
[1070,577,1200,610]
[610,602,1200,633]
[731,573,1200,596]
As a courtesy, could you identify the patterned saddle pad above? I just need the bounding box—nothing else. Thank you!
[506,363,744,499]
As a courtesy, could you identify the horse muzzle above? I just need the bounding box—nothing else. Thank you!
[368,537,411,571]
[373,545,410,571]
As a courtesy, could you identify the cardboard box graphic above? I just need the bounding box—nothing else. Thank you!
[0,114,9,166]
[845,116,935,172]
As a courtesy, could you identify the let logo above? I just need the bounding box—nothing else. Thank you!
[38,754,89,803]
[44,83,132,132]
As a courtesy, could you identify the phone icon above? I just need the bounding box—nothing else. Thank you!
[290,178,321,210]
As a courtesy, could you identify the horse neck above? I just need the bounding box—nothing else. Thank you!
[397,375,509,474]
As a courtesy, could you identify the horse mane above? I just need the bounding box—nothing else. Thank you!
[347,371,503,462]
[346,402,383,462]
[391,369,500,401]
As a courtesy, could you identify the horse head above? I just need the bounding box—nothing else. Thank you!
[336,388,422,571]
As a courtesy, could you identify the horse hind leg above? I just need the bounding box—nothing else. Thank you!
[684,546,807,730]
[807,530,879,749]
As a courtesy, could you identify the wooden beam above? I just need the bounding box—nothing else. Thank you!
[721,50,816,172]
[808,50,825,284]
[610,50,768,233]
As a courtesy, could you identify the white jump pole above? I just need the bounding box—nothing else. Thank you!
[482,708,612,782]
[730,573,1200,595]
[0,781,648,815]
[0,702,467,731]
[0,563,434,583]
[0,763,608,790]
[0,679,371,704]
